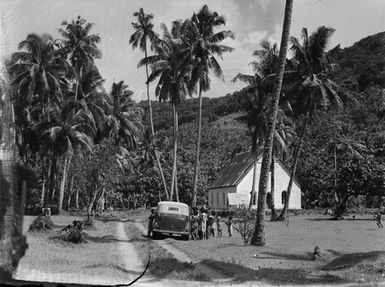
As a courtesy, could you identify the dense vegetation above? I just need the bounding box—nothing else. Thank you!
[4,4,385,222]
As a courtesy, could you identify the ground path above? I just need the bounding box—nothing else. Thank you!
[14,217,147,285]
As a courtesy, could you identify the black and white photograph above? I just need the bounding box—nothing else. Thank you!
[0,0,385,286]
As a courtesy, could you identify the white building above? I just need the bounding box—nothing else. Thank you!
[208,151,302,210]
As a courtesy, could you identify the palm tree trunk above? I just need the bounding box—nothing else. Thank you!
[250,0,294,246]
[58,154,72,213]
[170,103,177,201]
[75,188,79,209]
[49,150,57,206]
[0,79,27,278]
[40,157,46,206]
[278,114,309,221]
[144,44,169,201]
[249,157,258,210]
[192,83,203,207]
[270,150,278,220]
[174,107,179,202]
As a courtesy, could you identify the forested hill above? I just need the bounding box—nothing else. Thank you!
[139,31,385,131]
[331,31,385,92]
[137,92,244,131]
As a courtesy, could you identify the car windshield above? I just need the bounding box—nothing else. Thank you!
[157,203,189,215]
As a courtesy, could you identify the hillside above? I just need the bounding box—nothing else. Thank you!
[331,31,385,92]
[138,31,385,131]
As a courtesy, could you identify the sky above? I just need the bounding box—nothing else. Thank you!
[2,0,385,102]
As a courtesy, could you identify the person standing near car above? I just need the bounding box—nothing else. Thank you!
[148,209,156,237]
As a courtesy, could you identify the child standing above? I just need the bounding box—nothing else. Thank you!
[216,215,222,237]
[376,212,383,228]
[148,209,156,238]
[227,215,233,237]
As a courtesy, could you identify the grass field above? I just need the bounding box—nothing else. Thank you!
[140,210,385,284]
[17,214,133,281]
[15,210,385,285]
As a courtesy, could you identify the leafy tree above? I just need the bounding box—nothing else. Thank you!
[129,8,168,200]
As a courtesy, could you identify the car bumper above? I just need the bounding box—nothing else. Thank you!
[153,228,190,236]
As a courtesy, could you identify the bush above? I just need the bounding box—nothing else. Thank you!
[29,215,54,231]
[60,220,85,243]
[233,205,256,244]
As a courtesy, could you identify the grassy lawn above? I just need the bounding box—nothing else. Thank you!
[17,215,132,281]
[134,209,385,284]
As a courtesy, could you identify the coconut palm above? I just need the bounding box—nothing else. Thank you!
[107,81,143,149]
[58,16,101,101]
[129,8,168,200]
[141,21,192,201]
[250,0,294,246]
[37,100,95,212]
[233,40,293,218]
[277,26,344,221]
[182,5,234,207]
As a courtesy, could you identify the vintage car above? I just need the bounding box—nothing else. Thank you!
[152,201,190,240]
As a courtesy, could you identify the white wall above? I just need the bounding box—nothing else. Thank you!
[237,159,302,209]
[208,186,236,210]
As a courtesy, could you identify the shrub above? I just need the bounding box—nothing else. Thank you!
[233,205,256,244]
[60,220,85,243]
[29,215,54,231]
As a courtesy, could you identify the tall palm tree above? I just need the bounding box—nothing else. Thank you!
[141,21,192,201]
[38,100,95,212]
[107,81,143,149]
[277,26,344,221]
[233,40,292,218]
[183,5,234,207]
[129,8,169,200]
[58,16,101,101]
[250,0,294,246]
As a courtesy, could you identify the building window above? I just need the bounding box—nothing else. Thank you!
[223,192,226,205]
[217,192,220,206]
[281,190,287,205]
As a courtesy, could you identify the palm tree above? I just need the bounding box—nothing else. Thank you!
[233,40,292,219]
[141,21,192,201]
[38,100,95,212]
[250,0,294,246]
[107,81,143,149]
[183,5,234,207]
[277,26,344,221]
[58,16,102,102]
[129,8,169,200]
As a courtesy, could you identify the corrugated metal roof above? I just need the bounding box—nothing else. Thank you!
[210,150,262,188]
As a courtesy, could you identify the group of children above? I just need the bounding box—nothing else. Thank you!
[190,209,233,240]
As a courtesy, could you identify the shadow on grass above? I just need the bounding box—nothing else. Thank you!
[322,251,385,270]
[259,251,313,261]
[305,217,373,221]
[95,217,143,223]
[84,263,143,275]
[84,234,145,243]
[201,259,346,284]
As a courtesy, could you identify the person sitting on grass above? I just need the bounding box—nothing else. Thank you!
[216,215,222,237]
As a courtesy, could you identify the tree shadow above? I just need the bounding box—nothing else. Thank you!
[322,251,385,270]
[84,234,132,243]
[95,217,141,223]
[200,259,346,284]
[84,263,143,276]
[260,251,313,261]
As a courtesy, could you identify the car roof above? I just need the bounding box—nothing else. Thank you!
[157,201,189,208]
